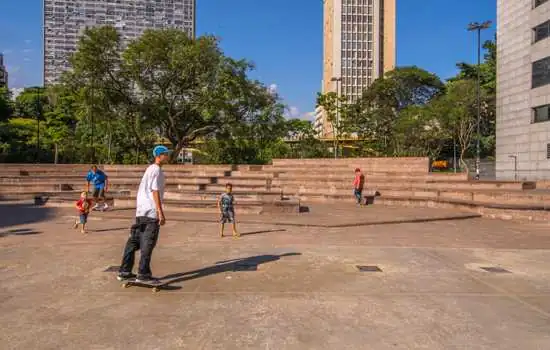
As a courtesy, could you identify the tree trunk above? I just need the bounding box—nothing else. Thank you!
[54,143,59,164]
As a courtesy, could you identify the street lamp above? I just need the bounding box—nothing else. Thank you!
[508,155,518,181]
[35,88,42,163]
[467,20,491,180]
[331,76,342,158]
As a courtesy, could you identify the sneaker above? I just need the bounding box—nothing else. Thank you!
[136,275,160,284]
[92,203,99,210]
[117,272,137,281]
[73,221,79,229]
[102,203,109,211]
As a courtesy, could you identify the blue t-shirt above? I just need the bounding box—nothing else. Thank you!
[86,170,107,189]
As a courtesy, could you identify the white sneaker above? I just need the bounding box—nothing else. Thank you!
[92,203,99,210]
[102,203,109,211]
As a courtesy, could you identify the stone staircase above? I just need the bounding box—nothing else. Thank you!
[0,158,549,221]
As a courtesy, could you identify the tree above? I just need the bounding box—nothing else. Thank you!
[450,37,496,157]
[65,26,280,162]
[285,118,331,158]
[316,91,347,155]
[432,79,479,171]
[0,87,12,122]
[346,66,445,155]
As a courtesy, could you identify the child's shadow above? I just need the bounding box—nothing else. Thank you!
[159,252,301,284]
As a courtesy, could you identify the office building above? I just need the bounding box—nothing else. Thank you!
[496,0,550,180]
[0,54,8,88]
[43,0,196,85]
[315,0,396,138]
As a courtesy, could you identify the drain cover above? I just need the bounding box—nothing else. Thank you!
[233,262,257,271]
[103,266,120,272]
[480,267,511,273]
[356,265,382,272]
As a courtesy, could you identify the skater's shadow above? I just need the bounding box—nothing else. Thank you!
[159,252,301,284]
[240,228,286,236]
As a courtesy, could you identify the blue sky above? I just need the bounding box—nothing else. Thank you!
[0,0,496,119]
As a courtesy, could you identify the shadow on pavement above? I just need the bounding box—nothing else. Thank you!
[0,203,56,230]
[330,214,482,228]
[0,228,42,237]
[240,229,286,236]
[90,227,128,233]
[159,252,301,284]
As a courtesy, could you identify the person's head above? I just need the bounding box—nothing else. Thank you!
[355,168,361,174]
[225,183,233,193]
[91,165,98,173]
[80,191,88,199]
[152,145,171,165]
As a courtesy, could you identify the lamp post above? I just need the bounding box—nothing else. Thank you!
[508,154,518,181]
[331,77,342,158]
[467,20,491,180]
[35,88,42,163]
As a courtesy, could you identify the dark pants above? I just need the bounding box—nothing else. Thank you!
[119,216,160,278]
[354,189,363,204]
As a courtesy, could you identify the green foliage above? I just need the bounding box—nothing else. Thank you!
[0,87,12,122]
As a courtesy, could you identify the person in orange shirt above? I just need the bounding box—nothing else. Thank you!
[73,191,93,234]
[352,168,365,206]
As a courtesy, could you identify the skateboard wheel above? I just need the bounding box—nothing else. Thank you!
[153,288,159,293]
[122,283,130,288]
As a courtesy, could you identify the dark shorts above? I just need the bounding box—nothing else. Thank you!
[220,209,235,224]
[79,213,88,224]
[92,187,105,199]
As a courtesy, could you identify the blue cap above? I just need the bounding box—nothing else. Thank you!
[152,145,171,157]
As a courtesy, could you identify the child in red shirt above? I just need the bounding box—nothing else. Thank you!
[353,168,365,206]
[74,191,93,234]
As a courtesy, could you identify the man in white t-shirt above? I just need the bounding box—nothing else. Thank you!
[117,145,170,283]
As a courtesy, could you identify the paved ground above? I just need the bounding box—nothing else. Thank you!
[1,202,550,350]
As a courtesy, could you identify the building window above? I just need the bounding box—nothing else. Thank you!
[535,0,549,8]
[533,104,550,123]
[534,20,550,43]
[532,56,550,88]
[547,143,550,159]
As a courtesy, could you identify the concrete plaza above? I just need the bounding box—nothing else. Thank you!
[1,202,550,349]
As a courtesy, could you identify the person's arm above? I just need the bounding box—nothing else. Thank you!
[150,169,165,225]
[152,191,164,225]
[86,172,91,192]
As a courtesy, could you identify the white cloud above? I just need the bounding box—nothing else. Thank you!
[268,83,277,93]
[300,111,316,121]
[285,106,300,119]
[24,39,32,44]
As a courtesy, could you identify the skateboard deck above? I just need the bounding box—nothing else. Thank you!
[120,278,175,293]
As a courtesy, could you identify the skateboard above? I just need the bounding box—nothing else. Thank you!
[120,278,174,293]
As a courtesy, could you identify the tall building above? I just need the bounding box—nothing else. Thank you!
[496,0,550,180]
[43,0,196,85]
[315,0,396,138]
[0,54,8,88]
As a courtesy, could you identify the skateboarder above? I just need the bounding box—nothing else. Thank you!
[353,168,365,206]
[86,165,109,211]
[117,145,170,283]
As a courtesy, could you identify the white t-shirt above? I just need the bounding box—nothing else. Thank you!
[136,164,165,219]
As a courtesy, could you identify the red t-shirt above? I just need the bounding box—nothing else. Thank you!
[76,199,93,213]
[353,174,365,189]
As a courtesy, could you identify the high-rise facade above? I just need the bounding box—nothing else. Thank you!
[315,0,395,138]
[0,54,8,88]
[496,0,550,180]
[43,0,196,85]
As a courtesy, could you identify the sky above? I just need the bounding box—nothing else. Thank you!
[0,0,496,120]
